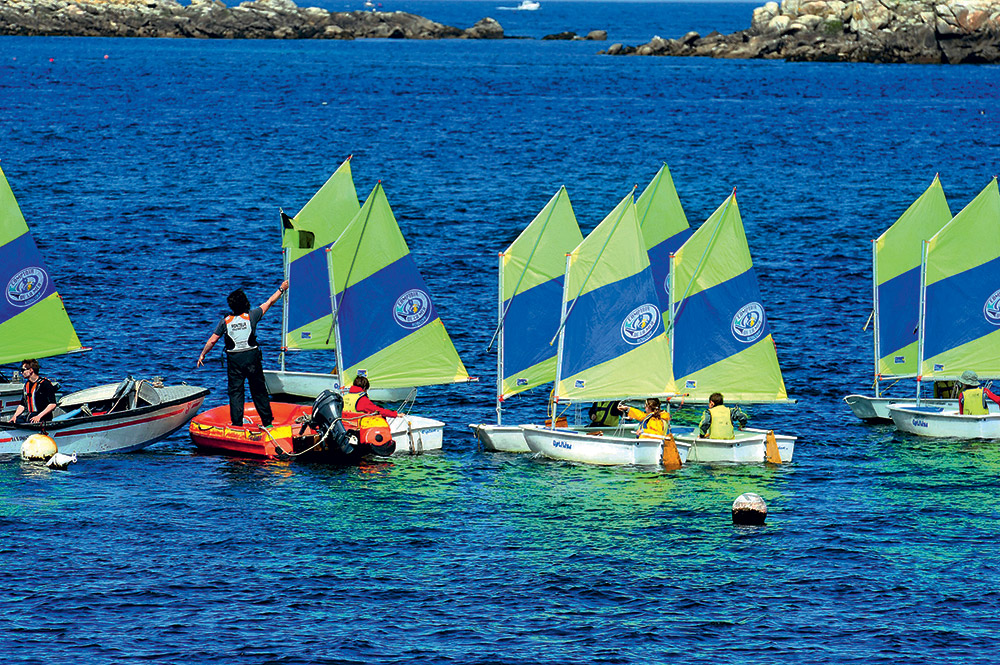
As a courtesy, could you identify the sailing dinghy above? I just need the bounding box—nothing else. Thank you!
[842,176,971,421]
[0,165,207,455]
[264,157,414,404]
[470,186,584,452]
[519,191,690,466]
[666,191,796,463]
[322,182,472,454]
[889,179,1000,438]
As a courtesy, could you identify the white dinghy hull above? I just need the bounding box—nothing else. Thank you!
[844,394,966,422]
[264,370,415,404]
[0,381,208,455]
[469,424,530,453]
[520,424,691,466]
[389,414,444,454]
[888,404,1000,439]
[673,427,796,463]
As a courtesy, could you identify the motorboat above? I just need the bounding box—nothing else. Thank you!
[0,377,207,455]
[190,390,441,460]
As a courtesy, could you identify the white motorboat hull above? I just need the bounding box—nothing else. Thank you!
[844,394,964,422]
[1,382,20,416]
[389,414,444,454]
[673,427,796,463]
[470,424,530,452]
[888,404,1000,439]
[520,424,691,466]
[0,381,208,455]
[264,369,416,403]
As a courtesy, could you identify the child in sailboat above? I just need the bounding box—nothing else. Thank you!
[956,371,1000,415]
[618,398,668,438]
[698,392,748,439]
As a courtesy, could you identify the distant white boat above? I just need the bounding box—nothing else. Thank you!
[498,0,540,11]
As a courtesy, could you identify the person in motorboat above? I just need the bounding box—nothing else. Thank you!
[196,281,288,428]
[586,401,620,428]
[618,398,668,438]
[956,370,1000,415]
[698,392,748,439]
[6,359,58,424]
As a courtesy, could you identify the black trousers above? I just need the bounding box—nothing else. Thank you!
[227,349,273,427]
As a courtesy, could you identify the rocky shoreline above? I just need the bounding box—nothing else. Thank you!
[0,0,506,40]
[604,0,1000,64]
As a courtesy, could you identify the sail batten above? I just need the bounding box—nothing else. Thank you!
[0,166,83,365]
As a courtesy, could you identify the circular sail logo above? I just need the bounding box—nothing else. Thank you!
[393,289,432,330]
[6,267,48,308]
[984,289,1000,326]
[731,302,765,343]
[621,304,660,345]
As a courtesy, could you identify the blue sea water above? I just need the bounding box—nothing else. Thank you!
[2,2,1000,663]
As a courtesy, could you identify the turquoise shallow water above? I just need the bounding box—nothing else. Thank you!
[2,2,1000,662]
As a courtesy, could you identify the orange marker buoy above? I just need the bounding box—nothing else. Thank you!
[104,54,109,59]
[49,58,54,62]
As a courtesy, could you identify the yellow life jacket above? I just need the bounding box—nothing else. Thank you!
[708,404,735,439]
[588,401,620,427]
[964,388,987,415]
[342,390,364,417]
[635,409,667,439]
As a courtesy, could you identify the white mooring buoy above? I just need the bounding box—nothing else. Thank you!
[46,452,77,470]
[20,434,57,461]
[732,492,767,526]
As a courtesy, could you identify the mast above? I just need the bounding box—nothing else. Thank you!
[280,245,290,372]
[326,248,347,392]
[551,253,572,425]
[915,239,929,405]
[871,238,879,397]
[668,251,676,379]
[496,251,504,426]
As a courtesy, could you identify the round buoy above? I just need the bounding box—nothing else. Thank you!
[732,492,767,526]
[21,434,57,461]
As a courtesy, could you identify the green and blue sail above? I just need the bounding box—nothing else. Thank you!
[325,183,469,389]
[282,157,361,350]
[0,165,83,365]
[499,186,584,399]
[635,163,693,317]
[669,193,787,403]
[555,192,675,402]
[919,178,1000,380]
[874,176,951,378]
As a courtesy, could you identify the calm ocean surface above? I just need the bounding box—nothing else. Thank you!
[2,2,1000,662]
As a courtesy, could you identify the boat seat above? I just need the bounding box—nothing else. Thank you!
[108,377,136,413]
[52,408,83,422]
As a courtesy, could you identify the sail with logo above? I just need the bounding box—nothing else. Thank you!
[843,176,954,421]
[264,157,413,403]
[470,186,584,452]
[519,192,691,466]
[635,163,692,318]
[888,178,1000,438]
[325,182,470,389]
[0,165,84,368]
[667,192,796,463]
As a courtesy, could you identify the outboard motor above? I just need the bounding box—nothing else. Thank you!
[310,390,357,457]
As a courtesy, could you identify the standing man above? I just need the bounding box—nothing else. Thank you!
[8,359,58,424]
[698,392,749,439]
[197,281,287,428]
